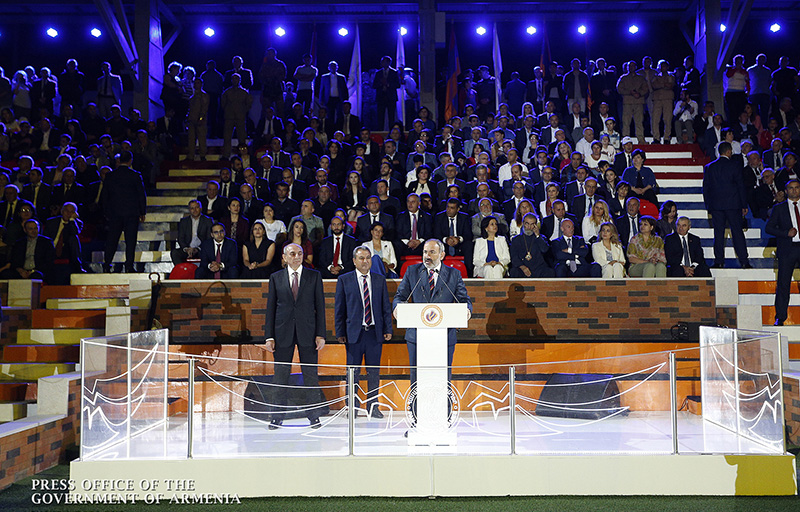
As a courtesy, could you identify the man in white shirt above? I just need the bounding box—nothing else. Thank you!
[292,53,317,115]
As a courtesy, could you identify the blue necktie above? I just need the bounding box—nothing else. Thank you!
[448,217,456,256]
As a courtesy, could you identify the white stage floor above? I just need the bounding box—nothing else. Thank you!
[84,409,782,461]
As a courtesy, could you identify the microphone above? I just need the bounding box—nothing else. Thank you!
[434,267,462,304]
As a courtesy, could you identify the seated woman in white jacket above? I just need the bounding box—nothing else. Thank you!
[581,199,612,244]
[473,216,510,279]
[364,221,398,278]
[591,221,626,279]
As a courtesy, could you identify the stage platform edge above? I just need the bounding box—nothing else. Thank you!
[70,453,797,497]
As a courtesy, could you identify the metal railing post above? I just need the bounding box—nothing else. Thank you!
[348,367,355,456]
[187,358,195,459]
[509,366,516,455]
[669,352,678,455]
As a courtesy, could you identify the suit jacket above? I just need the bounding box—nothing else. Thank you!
[526,78,546,109]
[540,124,569,147]
[197,195,228,221]
[335,114,362,137]
[396,210,433,242]
[372,68,401,102]
[286,180,309,202]
[436,179,467,202]
[20,183,52,220]
[197,237,239,277]
[551,235,590,264]
[502,197,527,223]
[766,200,800,257]
[242,178,271,202]
[11,235,55,275]
[265,266,326,346]
[463,138,490,159]
[563,70,590,100]
[317,233,358,274]
[96,73,123,101]
[433,211,473,255]
[177,214,213,249]
[102,165,147,218]
[703,156,747,211]
[268,151,292,171]
[542,213,581,239]
[572,193,607,219]
[0,198,35,224]
[50,183,85,208]
[391,263,472,345]
[355,212,395,242]
[319,72,348,104]
[240,197,266,222]
[762,149,787,170]
[514,127,539,156]
[613,151,634,175]
[664,232,706,269]
[615,213,641,247]
[224,68,254,90]
[335,270,393,343]
[255,115,285,141]
[433,136,464,158]
[465,179,502,202]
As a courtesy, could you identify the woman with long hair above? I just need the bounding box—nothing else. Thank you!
[592,221,626,278]
[657,200,679,237]
[241,219,276,279]
[220,197,250,248]
[342,170,368,222]
[581,199,611,244]
[627,216,667,277]
[539,184,562,219]
[511,199,536,237]
[279,218,314,267]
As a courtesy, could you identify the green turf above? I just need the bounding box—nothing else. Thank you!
[1,455,798,512]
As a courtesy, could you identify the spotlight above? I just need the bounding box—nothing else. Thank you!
[399,26,408,36]
[90,27,102,38]
[719,23,727,32]
[628,25,639,34]
[275,27,286,37]
[203,27,215,37]
[770,23,781,33]
[46,27,58,38]
[476,26,487,36]
[338,27,349,37]
[577,25,587,35]
[526,26,537,35]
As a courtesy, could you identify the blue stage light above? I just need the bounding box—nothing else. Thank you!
[399,26,408,36]
[46,27,58,38]
[275,27,286,37]
[476,26,487,36]
[720,23,727,32]
[90,28,102,38]
[204,27,215,37]
[578,25,587,35]
[628,25,639,34]
[526,26,537,35]
[770,23,781,33]
[338,27,349,37]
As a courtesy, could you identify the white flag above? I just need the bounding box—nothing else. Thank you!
[492,23,503,113]
[347,24,362,117]
[396,27,406,128]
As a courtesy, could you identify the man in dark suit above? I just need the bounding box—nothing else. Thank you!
[265,243,327,428]
[238,183,265,222]
[241,168,271,203]
[396,193,433,256]
[509,213,555,277]
[317,216,358,279]
[335,246,393,418]
[355,196,395,242]
[616,197,641,249]
[50,168,85,211]
[766,179,800,325]
[502,181,529,224]
[436,164,467,203]
[532,166,558,204]
[433,126,463,159]
[20,168,52,221]
[434,198,473,268]
[43,202,84,276]
[31,118,60,161]
[571,177,606,220]
[775,153,800,191]
[102,151,147,273]
[254,105,284,148]
[4,219,54,282]
[1,185,34,227]
[752,169,782,220]
[271,182,299,224]
[171,200,213,264]
[763,138,787,170]
[196,180,227,221]
[542,200,580,239]
[287,152,314,184]
[465,165,502,202]
[391,239,472,429]
[664,217,711,277]
[703,142,751,268]
[194,222,238,279]
[319,61,348,124]
[551,218,601,277]
[591,58,618,118]
[335,101,361,140]
[268,137,292,170]
[613,138,635,175]
[372,56,400,130]
[540,114,568,147]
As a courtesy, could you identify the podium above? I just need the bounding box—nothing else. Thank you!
[395,303,469,446]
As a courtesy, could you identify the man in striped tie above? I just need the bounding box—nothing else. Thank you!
[334,246,393,418]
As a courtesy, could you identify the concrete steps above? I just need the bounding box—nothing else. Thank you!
[0,363,76,381]
[0,381,36,402]
[31,309,105,329]
[0,401,34,422]
[16,328,103,345]
[45,298,128,309]
[2,345,79,363]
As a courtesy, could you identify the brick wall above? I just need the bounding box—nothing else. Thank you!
[150,278,716,344]
[785,375,800,446]
[0,380,79,491]
[1,307,32,346]
[0,281,7,310]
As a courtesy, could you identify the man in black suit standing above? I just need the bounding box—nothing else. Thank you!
[703,141,751,268]
[613,137,635,175]
[102,151,146,273]
[335,101,361,141]
[372,56,400,131]
[767,179,800,325]
[171,200,213,264]
[265,243,327,429]
[335,246,393,418]
[195,222,239,279]
[664,216,711,277]
[317,216,357,279]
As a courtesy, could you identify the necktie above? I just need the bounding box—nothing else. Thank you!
[372,215,378,225]
[631,217,638,237]
[55,221,66,258]
[794,202,800,240]
[411,213,417,239]
[95,183,103,204]
[556,218,562,238]
[333,236,341,266]
[682,236,691,266]
[214,243,222,279]
[362,275,372,325]
[777,153,782,168]
[626,154,631,167]
[291,271,299,300]
[771,184,777,199]
[428,269,435,295]
[448,217,456,256]
[245,200,250,212]
[566,238,577,272]
[587,196,594,215]
[33,185,39,206]
[579,182,584,195]
[6,201,14,223]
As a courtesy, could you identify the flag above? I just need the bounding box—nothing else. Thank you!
[539,21,551,71]
[310,23,317,68]
[396,26,406,128]
[492,23,503,114]
[444,24,461,121]
[347,24,362,117]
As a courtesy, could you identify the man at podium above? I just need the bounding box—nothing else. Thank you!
[392,239,472,390]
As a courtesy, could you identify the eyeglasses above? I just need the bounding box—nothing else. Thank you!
[211,230,224,234]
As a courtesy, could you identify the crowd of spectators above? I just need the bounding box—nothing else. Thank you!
[2,49,800,282]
